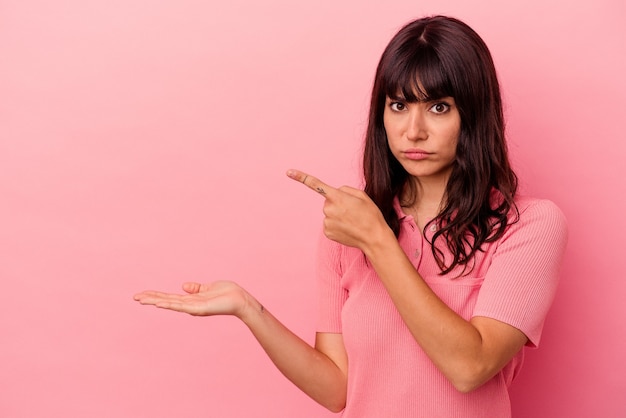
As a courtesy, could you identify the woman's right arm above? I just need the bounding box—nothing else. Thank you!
[133,281,348,412]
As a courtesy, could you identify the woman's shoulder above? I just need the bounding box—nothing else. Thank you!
[509,195,568,241]
[514,195,566,220]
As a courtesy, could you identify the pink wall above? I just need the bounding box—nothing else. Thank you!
[1,1,624,417]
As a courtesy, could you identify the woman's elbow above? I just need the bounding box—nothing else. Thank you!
[321,398,346,413]
[452,379,484,394]
[448,364,494,393]
[313,385,346,413]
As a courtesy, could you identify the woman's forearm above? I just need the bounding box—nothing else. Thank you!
[134,282,347,410]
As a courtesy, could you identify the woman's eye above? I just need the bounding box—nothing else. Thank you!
[429,102,450,114]
[390,102,406,111]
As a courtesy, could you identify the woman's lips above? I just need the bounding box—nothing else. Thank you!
[403,149,432,160]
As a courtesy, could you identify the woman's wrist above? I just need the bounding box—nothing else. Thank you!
[237,289,265,326]
[361,223,397,260]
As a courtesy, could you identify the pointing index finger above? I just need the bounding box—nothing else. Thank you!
[286,169,336,198]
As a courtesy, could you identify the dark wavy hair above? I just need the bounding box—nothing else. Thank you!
[363,16,519,275]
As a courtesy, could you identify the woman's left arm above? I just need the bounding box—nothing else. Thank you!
[287,169,564,393]
[361,232,528,393]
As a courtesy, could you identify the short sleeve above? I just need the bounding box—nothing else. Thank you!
[472,199,568,347]
[315,230,348,333]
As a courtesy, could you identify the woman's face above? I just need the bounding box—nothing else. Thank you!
[383,94,461,183]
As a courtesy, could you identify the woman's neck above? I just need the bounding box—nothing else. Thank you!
[401,176,448,230]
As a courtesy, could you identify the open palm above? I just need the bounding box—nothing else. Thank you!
[133,280,249,318]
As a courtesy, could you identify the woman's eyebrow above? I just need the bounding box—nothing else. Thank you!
[386,93,404,100]
[387,94,432,103]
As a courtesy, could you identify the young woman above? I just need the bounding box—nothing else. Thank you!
[134,15,568,417]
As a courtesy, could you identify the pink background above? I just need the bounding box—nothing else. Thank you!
[1,0,624,417]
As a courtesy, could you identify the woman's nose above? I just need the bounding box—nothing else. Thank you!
[406,109,427,141]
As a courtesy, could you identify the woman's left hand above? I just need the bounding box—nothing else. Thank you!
[286,169,391,250]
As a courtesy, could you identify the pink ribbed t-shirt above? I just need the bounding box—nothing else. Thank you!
[316,196,568,417]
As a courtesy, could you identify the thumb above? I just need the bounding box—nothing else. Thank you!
[182,282,203,294]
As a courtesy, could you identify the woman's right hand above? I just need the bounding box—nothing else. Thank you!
[134,279,348,411]
[133,280,253,320]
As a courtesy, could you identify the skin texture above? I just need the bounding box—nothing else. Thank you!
[384,96,460,183]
